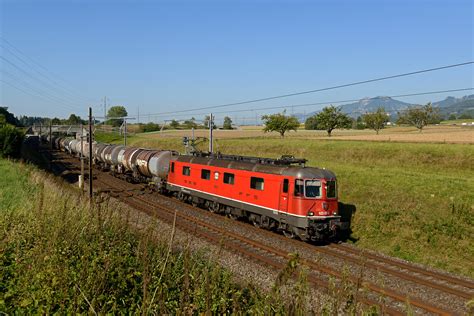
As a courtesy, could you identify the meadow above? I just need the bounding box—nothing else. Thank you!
[97,125,474,277]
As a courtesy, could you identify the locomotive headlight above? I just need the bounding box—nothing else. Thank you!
[307,211,314,216]
[333,212,337,215]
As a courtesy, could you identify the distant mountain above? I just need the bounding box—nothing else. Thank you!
[339,96,411,118]
[433,94,474,108]
[294,94,474,121]
[439,97,474,117]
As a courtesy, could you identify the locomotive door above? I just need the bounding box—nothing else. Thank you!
[279,179,289,212]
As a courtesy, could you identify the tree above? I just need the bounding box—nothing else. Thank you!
[107,106,128,127]
[203,115,216,129]
[310,105,352,136]
[183,117,198,129]
[352,116,366,130]
[51,117,61,125]
[261,111,299,138]
[142,122,161,132]
[0,124,24,158]
[66,114,82,125]
[304,115,318,130]
[169,119,180,129]
[458,113,473,119]
[448,114,457,120]
[397,102,440,132]
[223,116,233,130]
[0,107,19,126]
[362,107,389,134]
[0,114,6,126]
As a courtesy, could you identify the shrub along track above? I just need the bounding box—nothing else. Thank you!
[45,148,472,315]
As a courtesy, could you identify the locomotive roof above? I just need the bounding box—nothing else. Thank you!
[174,155,336,179]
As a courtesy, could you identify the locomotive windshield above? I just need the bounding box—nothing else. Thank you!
[326,180,337,198]
[305,180,321,198]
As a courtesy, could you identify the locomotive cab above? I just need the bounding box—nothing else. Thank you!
[292,177,343,241]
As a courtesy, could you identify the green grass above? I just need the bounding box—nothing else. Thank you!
[1,158,378,313]
[440,118,474,125]
[94,131,127,144]
[97,132,474,277]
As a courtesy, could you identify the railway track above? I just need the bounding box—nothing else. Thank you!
[93,177,404,315]
[47,149,472,315]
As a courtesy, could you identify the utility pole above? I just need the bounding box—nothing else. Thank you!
[137,106,140,125]
[88,107,93,201]
[80,123,84,191]
[49,121,52,149]
[209,113,213,154]
[124,119,127,146]
[103,96,107,126]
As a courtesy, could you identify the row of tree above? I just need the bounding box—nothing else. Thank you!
[0,108,24,158]
[167,116,233,130]
[262,103,441,137]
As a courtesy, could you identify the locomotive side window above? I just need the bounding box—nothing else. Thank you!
[250,177,264,190]
[326,180,337,198]
[305,180,321,198]
[171,162,175,173]
[223,173,234,184]
[283,179,289,193]
[294,179,304,196]
[201,169,211,180]
[182,166,191,176]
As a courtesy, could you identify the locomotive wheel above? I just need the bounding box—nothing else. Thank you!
[228,214,238,220]
[209,201,220,213]
[252,220,261,228]
[282,224,296,239]
[283,229,296,239]
[250,214,262,228]
[177,192,186,202]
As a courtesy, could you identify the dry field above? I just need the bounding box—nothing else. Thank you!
[139,125,474,144]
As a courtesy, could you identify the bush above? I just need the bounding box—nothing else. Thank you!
[142,122,161,133]
[0,125,24,158]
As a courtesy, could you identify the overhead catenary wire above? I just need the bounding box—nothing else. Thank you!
[0,79,87,116]
[0,37,96,104]
[148,87,474,120]
[1,69,84,112]
[140,61,473,117]
[0,55,86,110]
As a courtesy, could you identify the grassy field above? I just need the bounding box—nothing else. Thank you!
[96,127,474,277]
[2,158,377,313]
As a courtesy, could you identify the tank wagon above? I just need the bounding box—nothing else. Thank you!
[54,137,348,241]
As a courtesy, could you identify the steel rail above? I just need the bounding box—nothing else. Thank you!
[48,149,464,315]
[91,175,452,316]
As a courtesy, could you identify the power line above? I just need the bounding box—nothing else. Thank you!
[149,87,474,119]
[141,61,473,116]
[0,37,96,103]
[0,79,87,115]
[1,69,83,111]
[0,55,86,109]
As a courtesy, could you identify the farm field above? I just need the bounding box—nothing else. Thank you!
[117,124,474,144]
[97,126,474,277]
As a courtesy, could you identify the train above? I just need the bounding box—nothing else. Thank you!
[48,135,349,241]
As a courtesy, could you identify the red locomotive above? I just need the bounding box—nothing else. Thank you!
[167,152,348,241]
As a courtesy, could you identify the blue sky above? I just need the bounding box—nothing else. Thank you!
[1,0,472,123]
